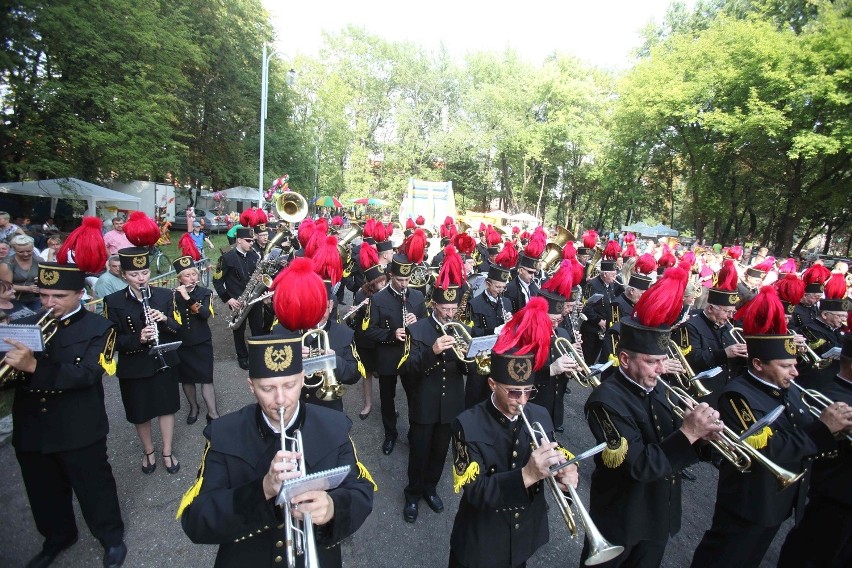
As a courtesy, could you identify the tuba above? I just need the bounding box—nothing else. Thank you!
[442,321,491,375]
[273,191,308,224]
[0,308,59,386]
[302,328,343,401]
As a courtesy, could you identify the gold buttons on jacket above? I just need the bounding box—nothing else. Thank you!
[274,556,283,563]
[275,541,284,548]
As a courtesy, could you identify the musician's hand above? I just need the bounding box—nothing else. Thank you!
[433,334,455,355]
[394,328,406,342]
[598,320,606,330]
[554,462,579,491]
[262,450,303,501]
[3,339,37,373]
[302,346,310,359]
[793,333,807,348]
[725,343,748,358]
[522,441,561,487]
[175,285,190,300]
[227,298,241,311]
[549,354,577,376]
[404,313,418,326]
[680,402,724,444]
[819,402,852,435]
[147,308,166,322]
[662,358,685,375]
[290,490,335,525]
[140,324,157,343]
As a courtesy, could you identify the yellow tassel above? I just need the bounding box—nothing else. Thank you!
[208,297,214,318]
[396,335,410,370]
[744,426,773,450]
[680,345,692,356]
[357,359,366,379]
[361,305,370,331]
[453,461,480,493]
[608,353,619,368]
[99,352,117,376]
[173,310,182,325]
[602,437,628,468]
[558,447,575,462]
[176,442,211,519]
[357,461,378,492]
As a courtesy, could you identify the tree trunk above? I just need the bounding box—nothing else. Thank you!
[534,170,546,221]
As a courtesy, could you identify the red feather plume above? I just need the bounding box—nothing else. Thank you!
[254,209,268,226]
[56,217,107,273]
[297,218,315,248]
[493,297,552,371]
[603,239,621,260]
[681,251,696,267]
[563,241,577,260]
[774,273,804,306]
[124,211,160,247]
[178,233,201,261]
[372,221,389,243]
[359,242,379,271]
[802,264,830,287]
[736,286,788,335]
[726,246,743,260]
[314,217,329,236]
[444,216,454,226]
[824,272,847,300]
[415,215,425,226]
[582,230,598,250]
[436,246,463,288]
[363,218,376,239]
[406,229,427,264]
[541,260,574,298]
[752,258,775,273]
[512,226,520,235]
[524,231,546,259]
[657,251,676,269]
[635,253,657,275]
[632,266,689,327]
[331,216,343,227]
[622,243,637,258]
[271,257,327,331]
[487,229,502,247]
[240,209,258,228]
[405,218,415,230]
[569,258,585,286]
[716,259,739,291]
[312,236,343,285]
[493,241,518,269]
[453,233,476,256]
[386,222,394,235]
[623,232,636,244]
[305,226,328,258]
[778,258,798,274]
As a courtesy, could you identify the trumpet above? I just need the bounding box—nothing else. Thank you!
[788,381,852,443]
[655,376,804,489]
[728,325,746,345]
[302,328,343,401]
[796,328,832,370]
[553,335,600,388]
[442,321,491,375]
[0,307,58,386]
[517,405,624,566]
[666,340,712,397]
[278,407,320,568]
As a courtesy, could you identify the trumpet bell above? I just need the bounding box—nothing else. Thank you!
[274,191,308,224]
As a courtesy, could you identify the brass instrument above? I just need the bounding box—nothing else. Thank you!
[788,381,852,443]
[554,335,600,388]
[540,242,564,273]
[278,407,320,568]
[518,405,624,566]
[409,263,438,289]
[666,340,712,397]
[796,328,832,370]
[728,325,746,345]
[655,376,804,489]
[585,245,603,280]
[336,223,362,275]
[272,191,308,224]
[227,262,274,329]
[442,321,491,375]
[302,328,343,401]
[457,220,471,234]
[0,308,58,386]
[140,286,171,372]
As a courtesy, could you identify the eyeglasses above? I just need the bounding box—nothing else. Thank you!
[497,384,537,400]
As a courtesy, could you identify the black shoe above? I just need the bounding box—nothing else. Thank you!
[186,410,199,425]
[681,468,697,482]
[237,358,249,370]
[206,414,215,425]
[26,533,78,568]
[382,437,396,455]
[103,542,127,568]
[403,500,418,523]
[141,450,156,474]
[163,453,180,475]
[424,493,444,513]
[555,426,565,433]
[358,409,371,420]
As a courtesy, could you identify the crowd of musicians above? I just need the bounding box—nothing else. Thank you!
[2,205,851,568]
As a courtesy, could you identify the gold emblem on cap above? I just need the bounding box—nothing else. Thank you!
[507,358,532,383]
[842,299,852,311]
[179,257,192,268]
[501,271,511,282]
[555,301,565,314]
[728,294,740,305]
[784,337,797,356]
[656,332,670,351]
[399,263,412,276]
[445,288,457,302]
[132,256,146,268]
[39,269,60,286]
[264,345,293,373]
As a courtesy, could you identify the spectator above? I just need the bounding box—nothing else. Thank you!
[0,241,11,260]
[42,217,60,234]
[92,255,127,315]
[189,221,214,255]
[0,234,42,311]
[0,211,24,241]
[38,235,63,262]
[0,279,37,321]
[103,216,133,255]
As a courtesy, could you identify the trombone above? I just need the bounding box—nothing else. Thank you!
[301,329,344,401]
[655,376,804,489]
[788,381,852,443]
[442,321,491,375]
[553,335,600,388]
[517,405,624,566]
[666,340,712,397]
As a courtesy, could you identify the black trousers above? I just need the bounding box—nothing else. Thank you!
[778,495,852,568]
[690,507,780,568]
[464,374,489,409]
[16,438,124,549]
[581,538,666,568]
[448,548,525,568]
[405,421,451,499]
[231,304,265,360]
[580,329,602,365]
[379,374,406,438]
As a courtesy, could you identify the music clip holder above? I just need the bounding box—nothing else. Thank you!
[303,353,337,377]
[149,341,182,357]
[693,367,723,382]
[0,325,46,352]
[588,360,614,376]
[822,347,841,360]
[586,293,604,304]
[276,465,351,507]
[466,334,498,359]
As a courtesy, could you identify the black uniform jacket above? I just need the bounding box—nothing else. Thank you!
[399,316,470,425]
[449,401,553,568]
[503,276,538,314]
[675,312,737,394]
[797,318,844,390]
[532,327,573,418]
[104,286,180,378]
[213,247,260,302]
[362,285,426,375]
[714,372,838,526]
[580,276,621,334]
[585,370,701,545]
[791,303,818,330]
[469,291,511,335]
[173,286,213,346]
[180,403,374,568]
[11,308,115,453]
[810,376,851,507]
[350,288,377,350]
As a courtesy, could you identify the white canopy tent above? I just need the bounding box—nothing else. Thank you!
[0,177,141,217]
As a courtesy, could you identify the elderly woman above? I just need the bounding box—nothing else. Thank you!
[0,234,42,310]
[38,235,62,262]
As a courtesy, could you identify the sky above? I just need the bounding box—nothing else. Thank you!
[263,0,694,70]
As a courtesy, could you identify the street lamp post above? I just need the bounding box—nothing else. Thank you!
[258,44,296,207]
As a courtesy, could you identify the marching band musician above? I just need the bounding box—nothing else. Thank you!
[172,256,219,425]
[213,227,262,370]
[7,218,127,568]
[448,297,580,568]
[400,228,428,298]
[363,252,427,455]
[399,283,478,523]
[579,257,623,365]
[583,266,723,567]
[503,237,543,314]
[796,272,849,391]
[251,220,270,257]
[690,286,852,568]
[597,271,653,375]
[793,263,830,329]
[105,246,182,475]
[178,332,375,568]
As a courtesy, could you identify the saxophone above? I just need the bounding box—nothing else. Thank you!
[227,251,280,329]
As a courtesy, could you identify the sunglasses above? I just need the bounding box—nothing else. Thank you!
[497,384,537,400]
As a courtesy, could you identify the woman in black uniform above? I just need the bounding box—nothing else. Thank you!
[350,244,388,420]
[104,247,182,475]
[171,255,219,424]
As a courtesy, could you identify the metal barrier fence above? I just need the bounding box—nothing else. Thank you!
[83,258,212,307]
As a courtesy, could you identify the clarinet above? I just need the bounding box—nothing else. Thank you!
[401,288,409,331]
[140,285,170,372]
[497,293,513,324]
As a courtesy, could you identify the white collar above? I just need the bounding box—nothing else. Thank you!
[261,402,300,434]
[490,393,518,422]
[619,368,654,394]
[484,291,499,303]
[748,370,784,391]
[60,305,82,321]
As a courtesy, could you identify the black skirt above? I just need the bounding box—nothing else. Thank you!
[118,367,180,424]
[356,346,377,374]
[177,340,214,384]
